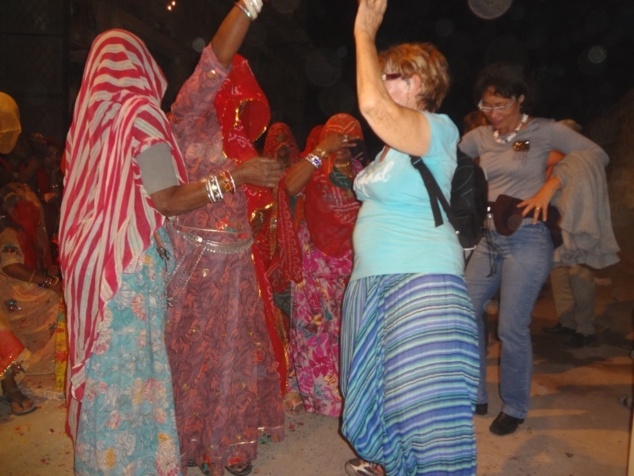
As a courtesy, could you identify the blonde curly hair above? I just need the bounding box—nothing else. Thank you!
[378,42,450,113]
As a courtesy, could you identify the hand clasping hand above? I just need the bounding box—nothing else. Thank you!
[232,157,283,188]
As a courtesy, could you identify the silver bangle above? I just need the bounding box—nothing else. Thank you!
[210,175,223,202]
[227,171,236,192]
[243,0,261,20]
[304,153,322,169]
[234,2,253,20]
[204,177,214,203]
[204,175,224,203]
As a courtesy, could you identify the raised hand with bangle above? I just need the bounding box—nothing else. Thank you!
[285,132,353,196]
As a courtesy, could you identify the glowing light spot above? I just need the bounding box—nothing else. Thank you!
[588,45,607,64]
[192,37,206,52]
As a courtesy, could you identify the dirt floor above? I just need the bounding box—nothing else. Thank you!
[1,264,633,476]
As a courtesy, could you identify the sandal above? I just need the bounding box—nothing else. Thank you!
[224,462,253,476]
[344,458,385,476]
[0,387,36,416]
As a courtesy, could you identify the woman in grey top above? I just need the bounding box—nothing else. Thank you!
[459,62,608,436]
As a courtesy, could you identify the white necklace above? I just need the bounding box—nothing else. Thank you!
[493,114,528,144]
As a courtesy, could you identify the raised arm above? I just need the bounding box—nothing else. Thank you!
[354,0,430,156]
[285,133,349,196]
[211,0,263,68]
[171,0,264,121]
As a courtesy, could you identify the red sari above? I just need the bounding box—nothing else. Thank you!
[166,49,283,475]
[215,57,292,397]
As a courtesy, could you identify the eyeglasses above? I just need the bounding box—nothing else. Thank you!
[381,73,402,81]
[478,100,515,113]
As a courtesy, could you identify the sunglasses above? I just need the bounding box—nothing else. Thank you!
[513,140,530,152]
[381,73,402,81]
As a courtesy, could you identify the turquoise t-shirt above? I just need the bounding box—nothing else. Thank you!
[350,112,464,280]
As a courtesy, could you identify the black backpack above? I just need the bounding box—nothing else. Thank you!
[410,148,488,251]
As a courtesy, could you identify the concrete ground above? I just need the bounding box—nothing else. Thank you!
[1,266,633,476]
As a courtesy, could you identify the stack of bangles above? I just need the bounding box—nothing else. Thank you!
[234,0,263,21]
[204,170,236,203]
[304,146,327,169]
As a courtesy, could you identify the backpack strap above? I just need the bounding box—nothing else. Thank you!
[410,155,456,229]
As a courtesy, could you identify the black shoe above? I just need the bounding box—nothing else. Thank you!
[566,332,598,348]
[475,403,488,415]
[489,412,524,436]
[542,323,575,335]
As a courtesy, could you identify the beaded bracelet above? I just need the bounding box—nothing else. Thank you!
[234,2,252,20]
[211,175,223,201]
[304,153,322,169]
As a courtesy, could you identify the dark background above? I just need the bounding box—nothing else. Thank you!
[251,0,633,150]
[1,0,632,149]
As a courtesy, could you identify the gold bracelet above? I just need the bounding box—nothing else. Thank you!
[219,171,236,194]
[314,147,327,159]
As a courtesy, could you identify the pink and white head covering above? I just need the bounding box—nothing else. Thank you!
[59,29,187,421]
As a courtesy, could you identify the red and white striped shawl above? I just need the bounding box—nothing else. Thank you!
[59,29,188,409]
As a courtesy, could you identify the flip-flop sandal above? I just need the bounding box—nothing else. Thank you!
[0,388,37,416]
[344,458,385,476]
[224,462,253,476]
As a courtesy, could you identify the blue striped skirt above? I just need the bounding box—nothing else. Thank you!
[341,274,479,476]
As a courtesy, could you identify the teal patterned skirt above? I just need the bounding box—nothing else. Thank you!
[74,228,181,476]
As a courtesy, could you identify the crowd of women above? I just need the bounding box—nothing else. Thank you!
[1,92,66,418]
[0,0,616,474]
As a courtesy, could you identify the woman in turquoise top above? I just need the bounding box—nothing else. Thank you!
[340,1,479,475]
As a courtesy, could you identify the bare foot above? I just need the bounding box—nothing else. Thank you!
[1,374,36,416]
[283,391,303,414]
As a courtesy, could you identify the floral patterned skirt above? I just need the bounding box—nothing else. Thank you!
[290,223,352,417]
[74,229,181,476]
